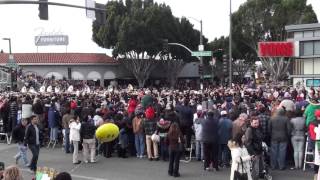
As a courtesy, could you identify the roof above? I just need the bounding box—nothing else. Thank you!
[0,53,117,65]
[285,23,320,32]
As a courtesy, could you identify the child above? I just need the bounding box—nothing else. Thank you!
[167,122,184,177]
[118,127,129,158]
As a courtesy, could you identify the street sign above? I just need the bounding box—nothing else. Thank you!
[191,51,212,57]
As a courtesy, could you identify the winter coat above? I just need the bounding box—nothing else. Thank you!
[69,121,81,142]
[48,107,60,128]
[193,113,204,141]
[127,99,138,115]
[80,121,96,140]
[290,117,306,137]
[12,123,26,143]
[201,115,219,143]
[218,116,233,144]
[176,105,193,127]
[32,102,43,115]
[143,118,157,136]
[228,141,253,180]
[245,127,263,156]
[132,116,144,134]
[269,110,291,142]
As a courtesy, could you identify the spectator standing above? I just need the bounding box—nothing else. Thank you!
[69,116,81,164]
[80,116,97,163]
[193,105,204,161]
[167,122,184,177]
[62,109,74,153]
[12,118,29,167]
[218,110,233,167]
[132,112,145,158]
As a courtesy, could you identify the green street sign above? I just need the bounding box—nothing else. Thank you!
[191,51,212,57]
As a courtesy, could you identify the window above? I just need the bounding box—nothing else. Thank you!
[315,41,320,55]
[300,41,320,56]
[315,30,320,37]
[303,41,313,55]
[304,31,314,38]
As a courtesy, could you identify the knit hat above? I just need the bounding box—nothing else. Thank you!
[315,110,320,118]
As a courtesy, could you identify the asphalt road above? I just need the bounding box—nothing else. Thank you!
[0,143,314,180]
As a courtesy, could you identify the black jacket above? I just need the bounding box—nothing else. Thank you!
[80,122,96,139]
[24,124,39,146]
[12,124,26,143]
[201,115,219,143]
[32,102,43,115]
[176,105,193,127]
[245,126,263,155]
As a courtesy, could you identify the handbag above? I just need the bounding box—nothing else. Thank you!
[233,157,248,180]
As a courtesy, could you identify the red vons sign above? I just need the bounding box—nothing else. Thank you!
[258,42,294,57]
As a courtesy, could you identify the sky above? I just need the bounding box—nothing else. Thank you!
[0,0,319,55]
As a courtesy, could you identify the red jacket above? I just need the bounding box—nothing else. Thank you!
[127,99,137,115]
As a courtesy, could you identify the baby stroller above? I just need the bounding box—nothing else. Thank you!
[260,142,272,180]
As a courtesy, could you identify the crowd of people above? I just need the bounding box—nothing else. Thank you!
[1,84,320,179]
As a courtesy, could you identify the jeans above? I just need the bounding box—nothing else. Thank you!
[270,141,287,170]
[15,143,28,166]
[168,149,181,175]
[203,142,219,169]
[134,133,145,157]
[251,155,262,180]
[219,144,230,166]
[29,145,40,172]
[195,141,204,160]
[291,136,305,169]
[64,128,71,153]
[50,127,58,141]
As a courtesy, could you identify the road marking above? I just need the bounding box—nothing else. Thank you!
[20,168,108,180]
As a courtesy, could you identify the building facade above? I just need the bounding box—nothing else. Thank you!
[285,23,320,88]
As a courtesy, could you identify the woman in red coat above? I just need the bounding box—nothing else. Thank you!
[127,96,138,116]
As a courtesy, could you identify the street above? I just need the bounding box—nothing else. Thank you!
[0,143,313,180]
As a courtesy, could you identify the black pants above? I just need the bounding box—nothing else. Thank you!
[102,141,115,157]
[168,149,181,175]
[29,145,40,171]
[180,126,193,148]
[203,142,219,169]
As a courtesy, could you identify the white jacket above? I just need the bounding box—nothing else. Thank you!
[229,142,253,180]
[193,113,203,141]
[69,121,81,142]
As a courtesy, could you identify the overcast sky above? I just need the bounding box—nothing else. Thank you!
[0,0,319,55]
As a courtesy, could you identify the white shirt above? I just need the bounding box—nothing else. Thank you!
[69,121,81,142]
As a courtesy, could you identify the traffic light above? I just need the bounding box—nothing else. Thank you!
[39,0,48,20]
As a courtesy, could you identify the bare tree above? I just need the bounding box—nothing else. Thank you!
[259,56,291,83]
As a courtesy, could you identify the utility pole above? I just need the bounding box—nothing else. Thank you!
[200,20,204,90]
[229,0,233,88]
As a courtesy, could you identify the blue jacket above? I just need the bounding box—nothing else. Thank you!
[218,116,233,144]
[48,107,59,128]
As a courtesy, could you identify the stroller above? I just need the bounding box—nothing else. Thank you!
[260,142,272,180]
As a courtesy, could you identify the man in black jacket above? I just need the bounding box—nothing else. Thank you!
[24,115,40,174]
[12,118,29,166]
[175,99,193,149]
[245,117,263,180]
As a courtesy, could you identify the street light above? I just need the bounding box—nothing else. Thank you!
[187,17,203,89]
[229,0,233,88]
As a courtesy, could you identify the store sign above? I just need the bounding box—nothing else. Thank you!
[258,42,294,57]
[35,35,69,46]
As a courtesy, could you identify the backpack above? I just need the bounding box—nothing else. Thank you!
[145,106,155,120]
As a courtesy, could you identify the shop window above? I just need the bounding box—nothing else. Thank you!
[315,41,320,55]
[303,41,313,56]
[304,31,314,38]
[315,30,320,37]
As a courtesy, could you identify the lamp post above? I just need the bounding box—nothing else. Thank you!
[187,17,203,89]
[229,0,233,88]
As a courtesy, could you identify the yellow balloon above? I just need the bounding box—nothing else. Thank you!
[95,123,120,143]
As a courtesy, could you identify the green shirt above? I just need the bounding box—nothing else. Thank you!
[304,103,320,127]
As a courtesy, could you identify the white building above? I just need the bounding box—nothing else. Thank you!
[285,23,320,88]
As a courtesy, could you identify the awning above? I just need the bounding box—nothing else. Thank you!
[87,71,101,81]
[104,71,116,79]
[72,71,85,80]
[45,72,63,79]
